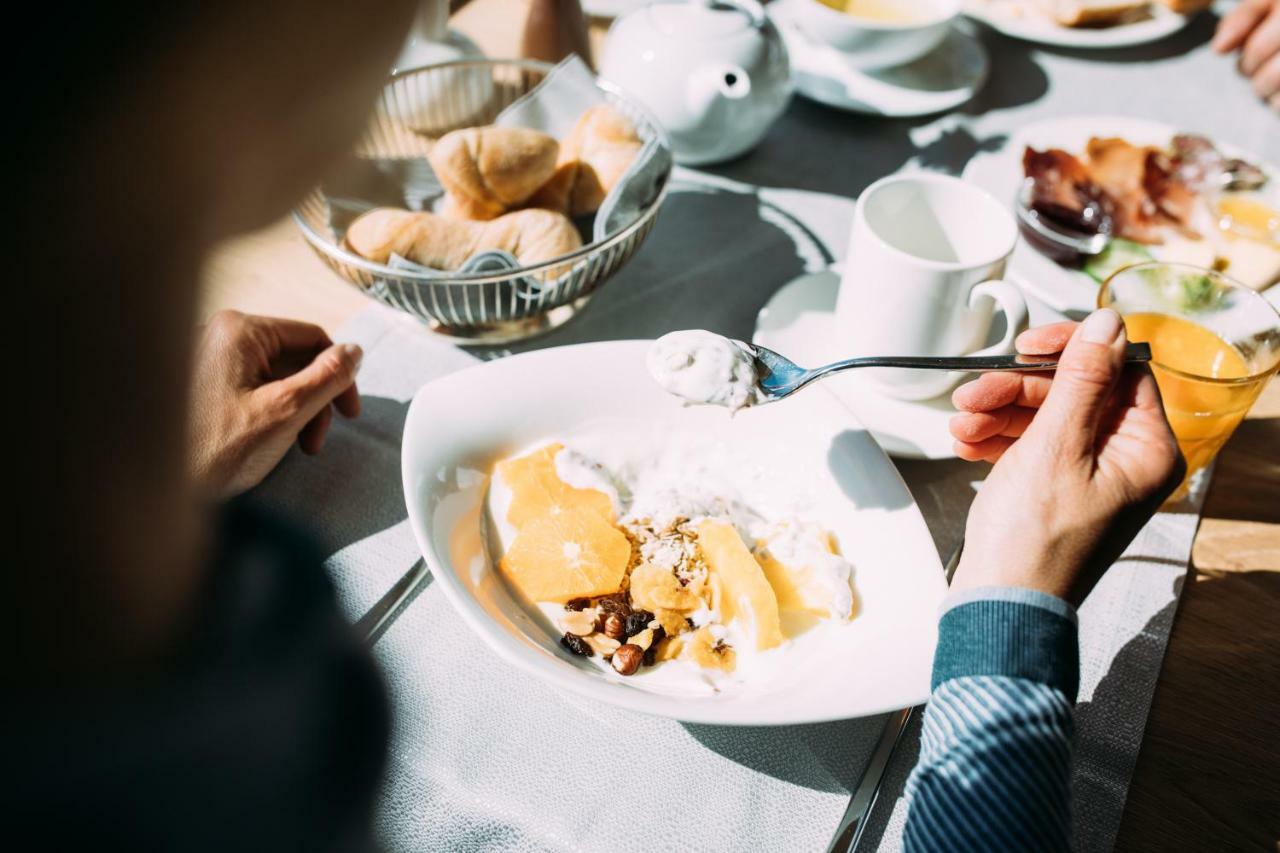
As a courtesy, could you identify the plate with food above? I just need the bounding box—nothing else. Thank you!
[401,340,948,724]
[964,0,1206,48]
[963,115,1279,312]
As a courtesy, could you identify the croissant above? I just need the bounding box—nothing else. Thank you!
[528,105,644,217]
[428,126,560,221]
[344,207,582,271]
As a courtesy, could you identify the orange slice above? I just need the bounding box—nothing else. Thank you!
[496,443,614,527]
[698,520,783,652]
[498,507,630,603]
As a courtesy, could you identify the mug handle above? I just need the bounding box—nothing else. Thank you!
[967,279,1029,357]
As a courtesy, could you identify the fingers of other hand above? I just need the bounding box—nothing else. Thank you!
[299,405,334,455]
[250,317,362,419]
[260,342,364,433]
[1214,0,1272,53]
[263,315,334,354]
[1240,5,1280,76]
[334,380,361,419]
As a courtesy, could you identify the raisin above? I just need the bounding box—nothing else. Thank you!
[643,647,656,666]
[565,597,591,611]
[625,610,654,637]
[560,633,593,657]
[597,595,632,617]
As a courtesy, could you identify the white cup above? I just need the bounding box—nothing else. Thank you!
[836,173,1029,401]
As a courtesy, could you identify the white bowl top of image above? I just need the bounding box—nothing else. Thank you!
[400,340,947,725]
[793,0,962,69]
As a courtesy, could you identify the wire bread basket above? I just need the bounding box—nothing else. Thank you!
[292,58,672,344]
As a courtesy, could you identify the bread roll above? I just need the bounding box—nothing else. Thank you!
[528,105,644,217]
[477,209,585,269]
[344,208,479,269]
[428,126,560,221]
[345,207,582,271]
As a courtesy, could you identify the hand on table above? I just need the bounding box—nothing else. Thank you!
[947,309,1184,606]
[1213,0,1280,109]
[189,311,362,499]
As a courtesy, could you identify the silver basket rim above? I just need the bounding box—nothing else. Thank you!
[291,57,673,286]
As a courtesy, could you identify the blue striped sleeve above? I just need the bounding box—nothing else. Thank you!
[903,586,1078,853]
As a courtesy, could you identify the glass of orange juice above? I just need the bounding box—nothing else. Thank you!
[1098,262,1280,500]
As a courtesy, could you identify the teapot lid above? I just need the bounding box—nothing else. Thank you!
[644,0,765,40]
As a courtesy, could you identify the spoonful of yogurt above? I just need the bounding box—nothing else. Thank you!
[648,329,1152,410]
[646,330,762,412]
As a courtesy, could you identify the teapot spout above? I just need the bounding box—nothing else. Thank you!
[686,62,753,120]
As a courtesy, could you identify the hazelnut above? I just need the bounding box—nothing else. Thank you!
[603,613,627,641]
[611,644,643,676]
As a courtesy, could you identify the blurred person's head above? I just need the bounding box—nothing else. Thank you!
[10,0,417,676]
[17,0,417,241]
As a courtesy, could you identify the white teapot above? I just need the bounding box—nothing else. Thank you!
[601,0,793,166]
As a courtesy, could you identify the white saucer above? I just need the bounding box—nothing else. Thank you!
[772,1,989,117]
[754,269,960,460]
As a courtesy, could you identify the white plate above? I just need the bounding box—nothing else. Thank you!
[401,341,947,724]
[964,0,1191,48]
[774,1,989,117]
[755,270,962,460]
[963,114,1280,313]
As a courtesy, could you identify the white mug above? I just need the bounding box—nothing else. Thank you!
[836,173,1029,401]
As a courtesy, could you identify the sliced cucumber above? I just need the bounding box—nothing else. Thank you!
[1083,239,1154,284]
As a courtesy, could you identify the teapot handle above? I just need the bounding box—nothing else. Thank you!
[700,0,768,28]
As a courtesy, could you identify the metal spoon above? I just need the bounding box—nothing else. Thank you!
[748,341,1152,403]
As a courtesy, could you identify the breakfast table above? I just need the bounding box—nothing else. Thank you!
[200,1,1279,849]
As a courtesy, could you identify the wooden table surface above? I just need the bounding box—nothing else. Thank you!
[199,3,1279,849]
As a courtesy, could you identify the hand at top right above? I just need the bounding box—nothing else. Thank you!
[1213,0,1280,110]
